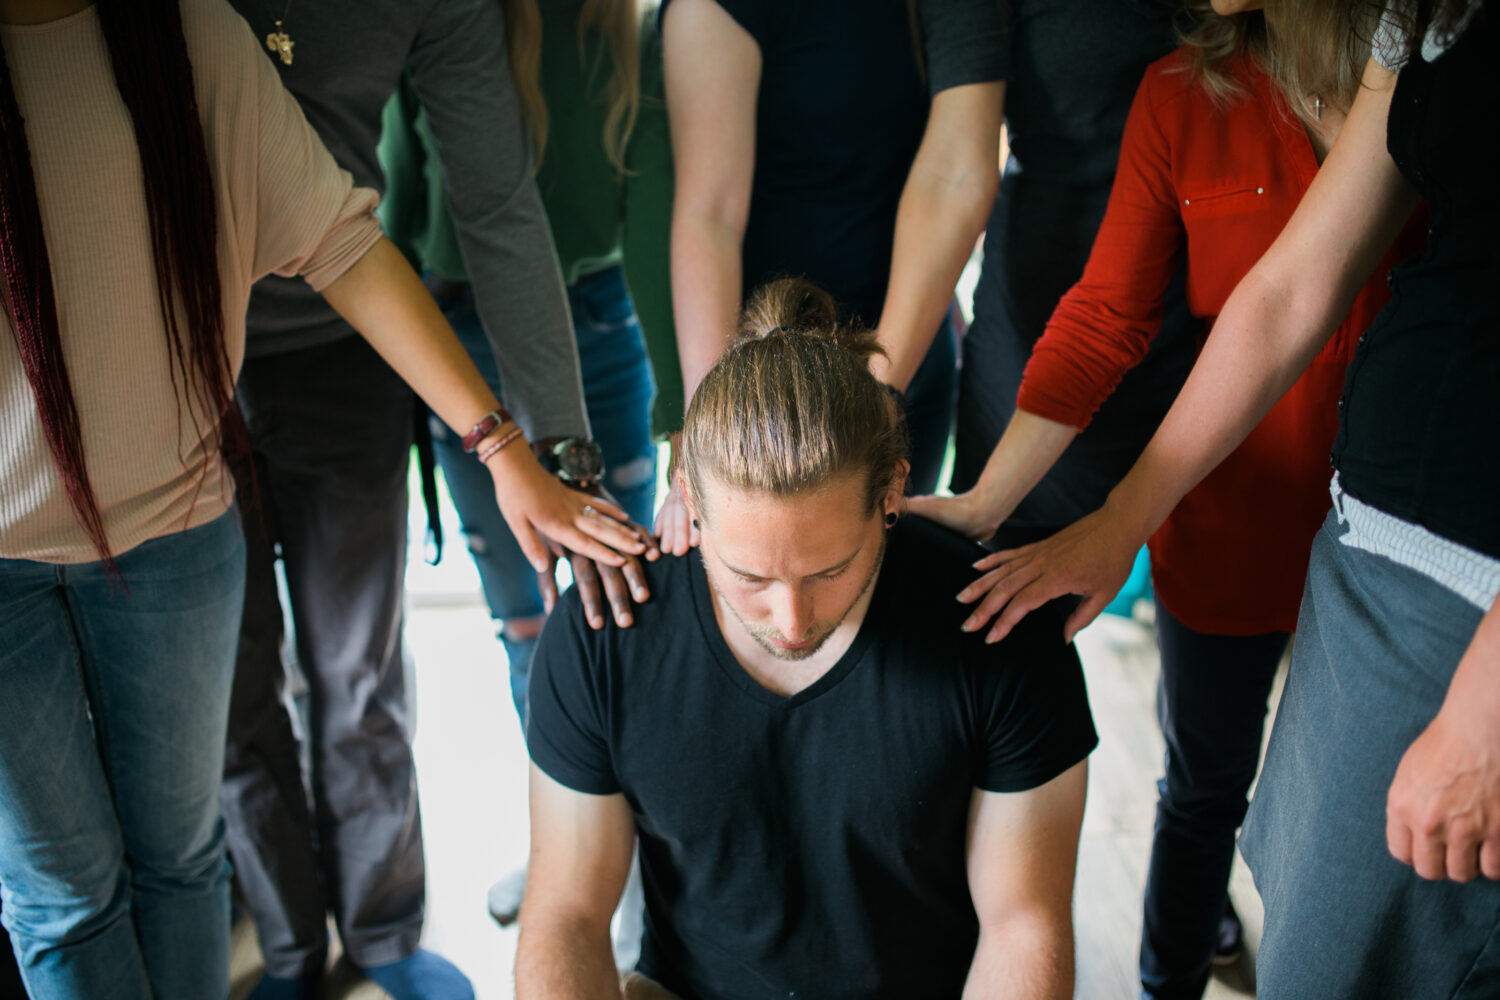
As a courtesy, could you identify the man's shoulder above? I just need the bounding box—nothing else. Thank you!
[552,548,699,640]
[880,516,1074,663]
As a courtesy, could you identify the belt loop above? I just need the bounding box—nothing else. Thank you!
[1329,472,1349,524]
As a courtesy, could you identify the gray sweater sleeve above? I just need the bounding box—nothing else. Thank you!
[407,0,589,440]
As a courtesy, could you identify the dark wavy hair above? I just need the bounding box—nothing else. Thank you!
[0,0,245,574]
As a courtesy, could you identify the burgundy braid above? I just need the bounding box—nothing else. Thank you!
[0,0,249,574]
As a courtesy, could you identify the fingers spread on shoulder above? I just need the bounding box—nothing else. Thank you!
[621,554,651,603]
[570,553,606,629]
[597,561,637,628]
[985,579,1052,644]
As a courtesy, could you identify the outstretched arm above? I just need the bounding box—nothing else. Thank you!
[964,762,1088,999]
[961,55,1418,644]
[320,239,648,572]
[870,80,1004,391]
[515,765,637,999]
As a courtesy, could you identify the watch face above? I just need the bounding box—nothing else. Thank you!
[557,439,604,482]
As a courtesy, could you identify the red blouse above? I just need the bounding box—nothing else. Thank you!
[1017,49,1425,635]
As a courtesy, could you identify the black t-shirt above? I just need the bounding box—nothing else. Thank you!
[528,516,1097,1000]
[1333,5,1499,558]
[659,0,1008,326]
[953,0,1195,533]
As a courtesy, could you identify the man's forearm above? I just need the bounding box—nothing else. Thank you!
[670,211,743,403]
[516,916,623,1000]
[963,917,1074,1000]
[872,161,996,391]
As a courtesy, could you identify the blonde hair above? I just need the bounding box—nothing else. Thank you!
[1180,1,1380,127]
[501,0,547,166]
[500,0,643,174]
[680,279,909,519]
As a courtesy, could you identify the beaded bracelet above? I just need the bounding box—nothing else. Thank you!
[477,426,525,466]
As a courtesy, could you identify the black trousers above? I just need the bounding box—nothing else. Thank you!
[219,336,423,978]
[1139,604,1287,1000]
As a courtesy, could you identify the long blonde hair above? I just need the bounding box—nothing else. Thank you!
[681,280,909,519]
[500,0,643,173]
[1180,0,1380,126]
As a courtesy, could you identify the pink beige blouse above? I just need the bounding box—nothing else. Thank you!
[0,0,381,562]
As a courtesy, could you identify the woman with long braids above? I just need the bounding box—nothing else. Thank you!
[0,0,646,996]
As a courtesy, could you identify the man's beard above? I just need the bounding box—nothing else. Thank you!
[709,533,886,662]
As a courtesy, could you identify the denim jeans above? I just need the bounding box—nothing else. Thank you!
[1139,605,1286,1000]
[430,264,657,725]
[1240,511,1500,999]
[0,510,245,1000]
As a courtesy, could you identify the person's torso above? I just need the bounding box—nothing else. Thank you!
[591,521,1072,999]
[226,0,431,355]
[0,0,269,561]
[737,0,929,324]
[1144,51,1426,633]
[968,0,1190,454]
[534,0,629,284]
[1333,4,1499,559]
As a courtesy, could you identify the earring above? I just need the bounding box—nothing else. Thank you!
[692,519,700,529]
[884,511,898,528]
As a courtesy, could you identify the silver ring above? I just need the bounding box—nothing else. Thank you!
[582,504,595,518]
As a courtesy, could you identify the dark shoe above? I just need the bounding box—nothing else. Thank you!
[1212,900,1244,967]
[246,973,320,1000]
[487,863,528,927]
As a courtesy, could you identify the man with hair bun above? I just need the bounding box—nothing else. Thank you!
[515,279,1097,1000]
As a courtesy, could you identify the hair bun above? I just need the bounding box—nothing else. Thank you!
[737,278,883,363]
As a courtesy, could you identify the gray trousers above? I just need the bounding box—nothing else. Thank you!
[221,335,424,978]
[1241,511,1500,999]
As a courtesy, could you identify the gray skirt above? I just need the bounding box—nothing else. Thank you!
[1240,509,1500,998]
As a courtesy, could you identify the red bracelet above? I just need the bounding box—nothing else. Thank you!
[477,426,525,465]
[461,408,514,453]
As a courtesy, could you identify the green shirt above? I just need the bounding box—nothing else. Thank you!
[380,3,683,436]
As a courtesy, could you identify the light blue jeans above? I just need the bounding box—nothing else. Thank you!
[0,509,245,1000]
[430,264,657,725]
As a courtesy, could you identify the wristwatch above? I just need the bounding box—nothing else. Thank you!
[534,437,605,489]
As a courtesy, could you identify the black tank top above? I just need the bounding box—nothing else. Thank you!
[1332,4,1500,558]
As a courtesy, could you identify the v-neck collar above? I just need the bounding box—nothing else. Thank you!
[687,548,883,710]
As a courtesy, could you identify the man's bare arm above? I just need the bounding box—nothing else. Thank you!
[515,764,637,999]
[963,761,1088,999]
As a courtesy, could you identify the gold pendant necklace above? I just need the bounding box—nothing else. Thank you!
[265,0,294,65]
